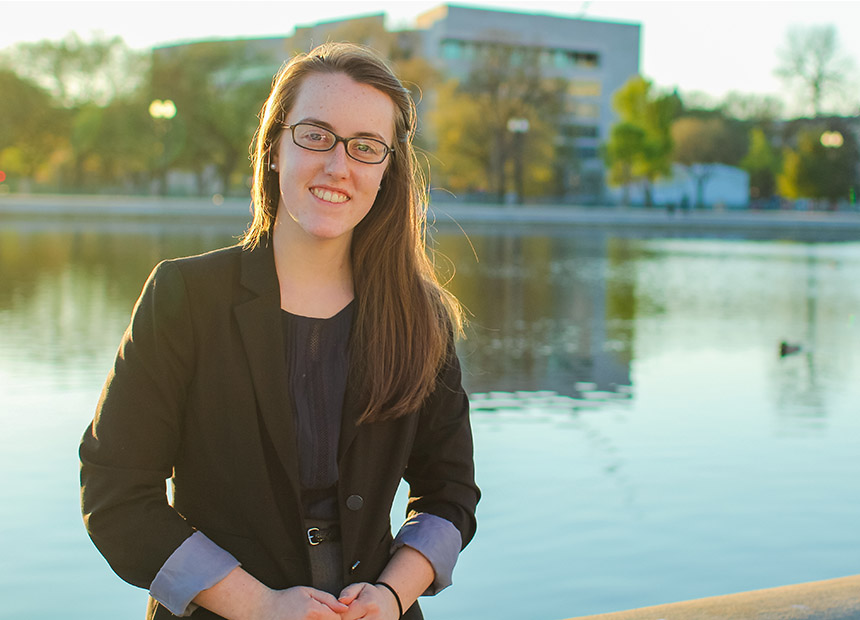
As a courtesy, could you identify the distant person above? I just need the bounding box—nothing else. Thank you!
[80,42,479,620]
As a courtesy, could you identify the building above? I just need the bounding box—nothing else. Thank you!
[413,5,641,202]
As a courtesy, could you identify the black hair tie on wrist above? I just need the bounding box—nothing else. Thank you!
[375,581,403,618]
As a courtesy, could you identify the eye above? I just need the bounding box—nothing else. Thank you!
[295,125,334,146]
[352,139,381,155]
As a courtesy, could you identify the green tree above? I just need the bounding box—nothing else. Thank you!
[671,115,748,207]
[741,127,780,200]
[150,41,271,195]
[604,76,680,206]
[604,122,646,206]
[778,126,858,207]
[0,70,61,190]
[1,34,153,192]
[6,32,145,107]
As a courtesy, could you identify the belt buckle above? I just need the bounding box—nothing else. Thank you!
[307,527,321,546]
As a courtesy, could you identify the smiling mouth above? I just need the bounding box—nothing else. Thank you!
[310,188,350,204]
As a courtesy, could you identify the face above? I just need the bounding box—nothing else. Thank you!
[272,72,396,246]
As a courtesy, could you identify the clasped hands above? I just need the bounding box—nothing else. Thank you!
[257,582,400,620]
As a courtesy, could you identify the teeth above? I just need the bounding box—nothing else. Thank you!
[311,188,349,204]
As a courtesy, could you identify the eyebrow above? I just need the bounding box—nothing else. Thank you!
[297,117,390,143]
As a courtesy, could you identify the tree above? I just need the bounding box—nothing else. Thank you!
[741,128,780,201]
[427,80,494,194]
[6,32,145,107]
[0,70,61,190]
[778,125,858,207]
[429,44,565,201]
[671,115,748,207]
[604,76,680,206]
[150,41,271,194]
[604,122,646,206]
[719,91,785,123]
[775,25,857,117]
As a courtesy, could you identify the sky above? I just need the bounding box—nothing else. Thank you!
[2,0,859,114]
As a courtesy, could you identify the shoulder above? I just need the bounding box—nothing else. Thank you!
[162,243,244,276]
[142,244,250,309]
[156,243,248,287]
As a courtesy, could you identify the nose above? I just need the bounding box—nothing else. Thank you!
[324,141,350,177]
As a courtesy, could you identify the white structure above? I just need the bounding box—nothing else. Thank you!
[414,5,641,202]
[609,163,751,208]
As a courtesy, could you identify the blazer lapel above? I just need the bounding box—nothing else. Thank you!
[233,243,301,495]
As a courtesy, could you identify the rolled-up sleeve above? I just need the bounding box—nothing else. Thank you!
[402,342,480,554]
[392,512,462,594]
[149,531,240,617]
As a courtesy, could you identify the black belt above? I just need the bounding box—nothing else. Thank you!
[307,525,341,546]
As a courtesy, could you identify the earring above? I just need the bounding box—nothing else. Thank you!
[269,163,277,171]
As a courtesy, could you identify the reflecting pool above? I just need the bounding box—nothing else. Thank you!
[1,217,858,620]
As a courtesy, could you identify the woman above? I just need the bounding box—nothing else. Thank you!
[80,42,479,620]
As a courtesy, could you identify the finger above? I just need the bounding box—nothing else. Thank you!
[310,588,350,612]
[338,582,366,605]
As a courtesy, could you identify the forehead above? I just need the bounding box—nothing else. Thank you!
[289,72,396,141]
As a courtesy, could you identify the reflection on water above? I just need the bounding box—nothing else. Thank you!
[1,218,859,619]
[444,233,636,398]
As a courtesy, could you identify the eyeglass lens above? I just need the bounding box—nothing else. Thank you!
[291,123,389,163]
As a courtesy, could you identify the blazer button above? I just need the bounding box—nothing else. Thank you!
[346,494,364,511]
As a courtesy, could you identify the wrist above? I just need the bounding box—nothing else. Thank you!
[374,581,403,619]
[244,584,277,620]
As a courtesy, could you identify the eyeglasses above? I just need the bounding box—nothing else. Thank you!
[282,123,394,164]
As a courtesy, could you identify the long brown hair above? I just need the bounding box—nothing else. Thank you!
[243,42,463,423]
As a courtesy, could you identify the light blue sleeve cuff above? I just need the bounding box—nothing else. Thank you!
[149,531,241,616]
[392,513,462,595]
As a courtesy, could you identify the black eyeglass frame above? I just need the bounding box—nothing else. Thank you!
[282,122,395,164]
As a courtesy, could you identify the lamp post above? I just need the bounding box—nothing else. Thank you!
[149,99,177,195]
[507,117,529,205]
[819,130,851,211]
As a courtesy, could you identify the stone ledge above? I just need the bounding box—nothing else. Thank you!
[564,574,860,620]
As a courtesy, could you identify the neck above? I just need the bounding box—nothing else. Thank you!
[271,214,355,319]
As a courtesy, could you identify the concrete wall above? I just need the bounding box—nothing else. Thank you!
[564,574,860,620]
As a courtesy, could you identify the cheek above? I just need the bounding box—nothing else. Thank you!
[278,151,314,186]
[374,160,393,187]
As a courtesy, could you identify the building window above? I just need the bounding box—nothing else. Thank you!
[442,40,601,71]
[572,52,599,68]
[542,48,600,70]
[566,101,601,119]
[441,39,463,60]
[561,124,600,139]
[568,80,602,97]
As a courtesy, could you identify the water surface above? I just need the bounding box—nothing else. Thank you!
[0,217,858,619]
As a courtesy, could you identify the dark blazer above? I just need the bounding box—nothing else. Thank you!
[80,242,479,619]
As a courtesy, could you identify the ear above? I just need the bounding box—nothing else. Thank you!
[268,133,283,171]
